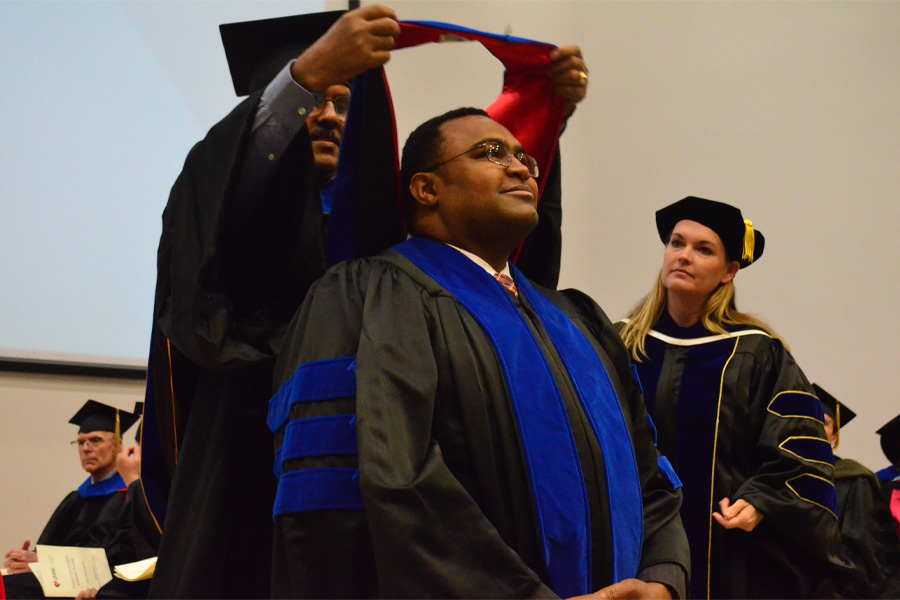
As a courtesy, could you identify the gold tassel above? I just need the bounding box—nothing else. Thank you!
[833,403,840,451]
[115,409,122,457]
[742,219,755,263]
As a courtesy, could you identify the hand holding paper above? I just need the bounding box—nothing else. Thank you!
[32,545,112,598]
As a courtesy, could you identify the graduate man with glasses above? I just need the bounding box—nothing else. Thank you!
[2,401,144,599]
[268,108,689,598]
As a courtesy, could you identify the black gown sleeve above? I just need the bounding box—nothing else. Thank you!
[732,340,842,562]
[154,90,326,370]
[146,91,327,482]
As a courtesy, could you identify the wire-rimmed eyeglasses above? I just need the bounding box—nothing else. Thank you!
[312,95,350,117]
[426,140,539,178]
[71,435,113,450]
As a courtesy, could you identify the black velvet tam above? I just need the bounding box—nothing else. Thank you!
[220,10,344,96]
[656,196,765,268]
[813,383,858,428]
[69,399,142,434]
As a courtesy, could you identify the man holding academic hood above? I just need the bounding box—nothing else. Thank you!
[816,384,900,598]
[142,5,590,598]
[2,401,144,599]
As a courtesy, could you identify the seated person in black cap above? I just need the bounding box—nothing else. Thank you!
[877,414,900,484]
[144,5,590,598]
[2,401,144,598]
[618,197,845,598]
[877,414,900,526]
[816,384,900,598]
[876,413,900,597]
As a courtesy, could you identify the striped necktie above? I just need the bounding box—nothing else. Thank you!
[494,273,518,297]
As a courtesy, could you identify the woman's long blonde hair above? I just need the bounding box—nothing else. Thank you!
[619,272,785,362]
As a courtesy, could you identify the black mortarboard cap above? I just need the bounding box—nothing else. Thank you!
[220,11,344,97]
[813,383,857,429]
[877,413,900,467]
[69,400,143,435]
[655,196,765,268]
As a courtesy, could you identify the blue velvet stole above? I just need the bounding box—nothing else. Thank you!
[396,237,642,595]
[78,473,126,498]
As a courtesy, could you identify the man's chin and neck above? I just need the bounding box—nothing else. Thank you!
[413,222,534,274]
[87,464,114,483]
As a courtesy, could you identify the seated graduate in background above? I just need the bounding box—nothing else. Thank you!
[816,384,900,598]
[876,414,900,532]
[2,401,144,598]
[269,108,689,599]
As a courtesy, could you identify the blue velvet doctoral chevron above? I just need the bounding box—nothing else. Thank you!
[768,391,825,422]
[396,237,643,596]
[268,356,356,432]
[274,468,364,518]
[274,415,359,478]
[78,473,126,498]
[268,358,361,505]
[780,436,835,467]
[787,473,839,516]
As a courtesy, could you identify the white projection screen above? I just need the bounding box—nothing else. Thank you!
[0,0,331,367]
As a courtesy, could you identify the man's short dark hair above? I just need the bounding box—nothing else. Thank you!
[400,107,490,224]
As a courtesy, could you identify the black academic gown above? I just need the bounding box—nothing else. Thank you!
[832,457,900,598]
[38,478,130,553]
[3,475,146,599]
[629,313,845,598]
[142,79,567,597]
[269,243,689,598]
[143,89,302,599]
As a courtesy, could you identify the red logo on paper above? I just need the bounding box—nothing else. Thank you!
[54,582,61,588]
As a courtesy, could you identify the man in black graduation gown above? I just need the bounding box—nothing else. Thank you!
[269,108,689,598]
[2,401,144,599]
[142,10,404,598]
[142,6,591,598]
